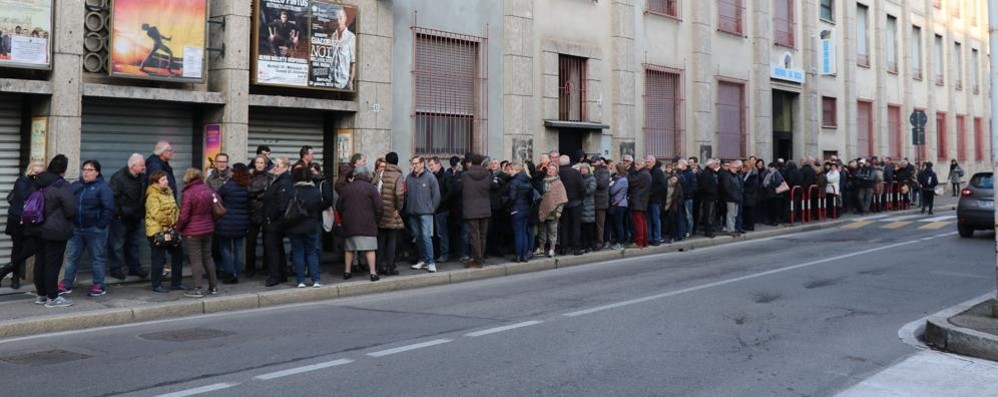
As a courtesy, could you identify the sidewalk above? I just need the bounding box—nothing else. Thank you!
[925,294,998,362]
[0,195,959,338]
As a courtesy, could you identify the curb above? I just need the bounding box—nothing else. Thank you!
[924,294,998,362]
[0,205,953,339]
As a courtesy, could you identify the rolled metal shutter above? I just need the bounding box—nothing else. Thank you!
[856,101,873,159]
[717,82,744,160]
[0,97,22,265]
[247,109,324,165]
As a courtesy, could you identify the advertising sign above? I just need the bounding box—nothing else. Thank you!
[30,117,47,164]
[0,0,52,69]
[203,124,222,172]
[819,29,836,75]
[336,129,353,163]
[254,0,358,92]
[109,0,207,83]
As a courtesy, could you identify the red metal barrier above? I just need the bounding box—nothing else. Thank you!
[806,185,821,223]
[885,182,895,211]
[790,186,803,225]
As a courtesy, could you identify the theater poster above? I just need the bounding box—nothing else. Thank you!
[0,0,52,69]
[253,0,357,92]
[109,0,207,83]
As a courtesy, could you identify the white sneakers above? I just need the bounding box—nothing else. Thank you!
[427,264,437,273]
[411,261,427,270]
[313,282,322,288]
[297,283,307,288]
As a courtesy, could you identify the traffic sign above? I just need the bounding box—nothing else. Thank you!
[912,127,925,145]
[909,110,928,127]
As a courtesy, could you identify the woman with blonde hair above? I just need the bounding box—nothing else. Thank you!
[0,162,46,288]
[176,168,219,297]
[146,171,185,293]
[245,154,274,278]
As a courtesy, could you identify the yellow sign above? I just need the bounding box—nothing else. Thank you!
[29,116,47,163]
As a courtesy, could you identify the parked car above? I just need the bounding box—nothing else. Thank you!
[957,172,994,238]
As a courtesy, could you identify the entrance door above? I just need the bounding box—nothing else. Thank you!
[772,91,797,161]
[558,131,584,160]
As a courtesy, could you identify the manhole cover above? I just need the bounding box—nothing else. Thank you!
[139,328,235,342]
[1,349,93,366]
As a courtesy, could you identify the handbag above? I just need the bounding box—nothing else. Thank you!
[775,181,790,194]
[321,207,335,232]
[153,228,181,247]
[211,193,227,220]
[933,186,944,196]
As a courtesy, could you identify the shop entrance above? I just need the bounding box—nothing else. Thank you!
[772,90,798,162]
[558,131,584,161]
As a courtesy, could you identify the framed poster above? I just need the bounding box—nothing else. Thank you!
[336,129,353,163]
[252,0,358,92]
[108,0,207,83]
[30,117,47,164]
[0,0,52,70]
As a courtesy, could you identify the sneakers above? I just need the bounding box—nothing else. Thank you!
[184,288,205,298]
[312,282,322,288]
[547,249,555,258]
[411,261,427,270]
[44,296,73,308]
[297,283,307,288]
[427,264,437,273]
[33,296,47,305]
[207,287,218,295]
[87,284,107,297]
[57,281,71,295]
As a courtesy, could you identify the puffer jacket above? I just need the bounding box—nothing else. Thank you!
[581,173,596,223]
[109,166,146,222]
[215,179,250,238]
[176,179,215,238]
[375,164,405,229]
[71,175,115,229]
[144,185,178,237]
[248,171,273,224]
[461,165,495,219]
[146,154,177,194]
[5,175,34,234]
[30,172,77,241]
[593,166,611,210]
[609,174,629,208]
[206,167,230,191]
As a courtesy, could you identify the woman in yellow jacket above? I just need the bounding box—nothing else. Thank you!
[146,170,186,293]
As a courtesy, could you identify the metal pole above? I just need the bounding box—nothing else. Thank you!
[989,0,998,312]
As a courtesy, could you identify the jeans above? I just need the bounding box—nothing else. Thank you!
[434,212,449,259]
[290,232,320,284]
[459,222,470,258]
[646,203,662,243]
[185,235,217,290]
[149,238,183,289]
[107,218,144,274]
[726,202,740,233]
[408,214,435,264]
[631,211,648,247]
[683,199,694,235]
[670,209,686,241]
[63,226,109,287]
[34,238,68,300]
[609,206,627,244]
[511,210,530,258]
[218,236,245,277]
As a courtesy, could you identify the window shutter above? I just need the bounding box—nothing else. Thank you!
[717,82,744,160]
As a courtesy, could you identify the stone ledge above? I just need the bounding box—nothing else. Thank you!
[82,83,226,104]
[0,78,53,95]
[248,94,358,112]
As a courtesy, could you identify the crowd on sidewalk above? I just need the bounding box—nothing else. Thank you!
[0,142,963,309]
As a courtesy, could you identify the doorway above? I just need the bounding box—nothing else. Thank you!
[558,131,584,160]
[772,90,798,161]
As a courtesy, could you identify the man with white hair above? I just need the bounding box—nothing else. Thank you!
[108,153,149,280]
[720,159,744,236]
[645,155,667,245]
[146,141,177,195]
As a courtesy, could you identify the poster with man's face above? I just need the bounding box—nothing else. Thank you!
[108,0,207,82]
[0,0,52,69]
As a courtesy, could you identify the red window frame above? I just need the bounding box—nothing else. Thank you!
[774,0,795,48]
[647,0,680,18]
[936,112,948,160]
[716,80,746,160]
[956,115,967,161]
[856,101,874,158]
[888,105,902,159]
[718,0,745,36]
[975,117,985,161]
[821,97,837,128]
[644,66,685,159]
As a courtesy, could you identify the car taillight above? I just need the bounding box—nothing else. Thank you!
[961,188,973,197]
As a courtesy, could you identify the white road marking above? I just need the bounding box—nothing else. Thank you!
[253,359,354,380]
[853,214,891,221]
[931,270,992,280]
[877,214,927,222]
[366,339,453,357]
[564,232,958,317]
[465,321,544,337]
[155,383,239,397]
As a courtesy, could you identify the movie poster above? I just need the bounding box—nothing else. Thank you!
[254,0,357,91]
[0,0,52,69]
[109,0,207,82]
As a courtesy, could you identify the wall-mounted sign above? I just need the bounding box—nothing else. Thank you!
[0,0,52,70]
[252,0,358,92]
[29,116,47,163]
[819,29,836,75]
[109,0,207,83]
[203,123,221,172]
[336,129,353,163]
[771,52,805,84]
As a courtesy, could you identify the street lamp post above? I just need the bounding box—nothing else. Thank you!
[990,0,998,316]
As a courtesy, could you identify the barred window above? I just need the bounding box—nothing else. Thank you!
[648,0,679,18]
[645,68,684,158]
[856,101,874,159]
[559,55,588,122]
[822,97,837,128]
[716,81,745,160]
[774,0,795,47]
[718,0,744,35]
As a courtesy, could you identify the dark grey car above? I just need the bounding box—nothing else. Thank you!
[957,172,994,237]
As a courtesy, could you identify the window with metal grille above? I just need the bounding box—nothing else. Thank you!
[822,97,837,128]
[957,115,967,161]
[820,0,834,22]
[975,117,984,161]
[718,0,744,35]
[934,34,944,85]
[888,105,902,159]
[716,81,745,160]
[559,55,587,122]
[857,4,869,66]
[936,112,947,159]
[645,67,684,158]
[972,48,980,94]
[912,25,923,80]
[413,28,488,157]
[886,15,898,73]
[774,0,795,47]
[648,0,679,18]
[857,101,873,158]
[954,42,963,90]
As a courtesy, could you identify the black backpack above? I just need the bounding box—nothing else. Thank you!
[283,189,309,223]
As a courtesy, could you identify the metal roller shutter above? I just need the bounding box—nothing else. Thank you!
[857,101,873,159]
[0,97,23,265]
[247,109,324,165]
[716,82,744,160]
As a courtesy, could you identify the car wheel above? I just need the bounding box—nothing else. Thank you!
[958,224,974,238]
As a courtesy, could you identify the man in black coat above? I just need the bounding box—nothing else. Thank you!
[645,156,667,245]
[263,158,293,286]
[628,159,652,247]
[557,155,586,255]
[720,160,745,236]
[107,154,149,280]
[429,157,454,262]
[698,159,721,238]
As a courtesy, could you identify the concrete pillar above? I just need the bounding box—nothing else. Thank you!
[873,0,889,158]
[843,0,858,158]
[350,0,393,161]
[801,0,820,158]
[610,0,636,159]
[691,0,714,158]
[207,0,251,163]
[752,0,773,159]
[46,0,86,179]
[502,0,536,161]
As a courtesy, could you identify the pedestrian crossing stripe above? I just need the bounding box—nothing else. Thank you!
[842,220,875,229]
[918,221,951,230]
[881,221,913,229]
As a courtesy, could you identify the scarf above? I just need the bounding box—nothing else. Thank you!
[538,176,568,221]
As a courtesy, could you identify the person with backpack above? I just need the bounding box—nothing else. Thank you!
[27,155,77,308]
[145,170,186,293]
[59,160,115,297]
[287,164,325,287]
[0,162,45,289]
[263,157,293,287]
[216,163,251,284]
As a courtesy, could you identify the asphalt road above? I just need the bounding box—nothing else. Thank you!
[0,214,993,397]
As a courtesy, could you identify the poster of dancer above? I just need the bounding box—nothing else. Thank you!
[0,0,52,70]
[253,0,357,92]
[109,0,207,82]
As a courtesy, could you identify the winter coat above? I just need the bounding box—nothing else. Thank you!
[648,163,667,204]
[949,165,965,184]
[5,175,34,233]
[762,167,786,199]
[109,166,146,222]
[918,168,939,192]
[785,163,804,188]
[215,179,250,238]
[666,180,684,213]
[248,171,273,224]
[559,165,586,208]
[854,167,875,188]
[336,174,384,238]
[698,168,720,202]
[404,170,440,216]
[503,172,535,214]
[825,170,841,196]
[593,166,611,210]
[680,168,698,200]
[434,168,455,214]
[461,165,495,219]
[70,175,115,229]
[286,182,324,235]
[628,169,652,212]
[581,173,597,223]
[263,171,293,230]
[609,174,629,208]
[884,164,896,184]
[374,164,405,230]
[144,185,178,237]
[206,167,231,191]
[30,172,77,241]
[176,179,215,238]
[801,164,816,188]
[146,154,177,194]
[491,171,509,211]
[720,170,744,204]
[743,170,761,207]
